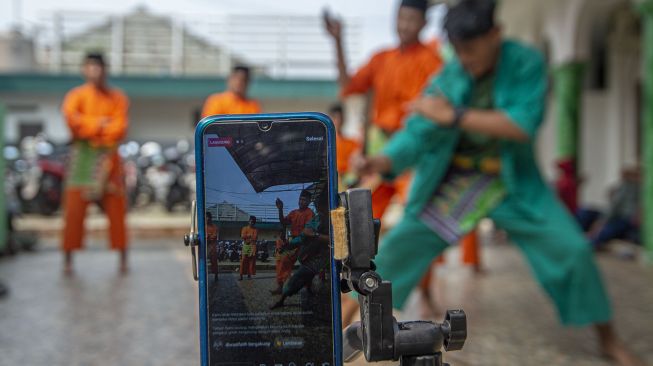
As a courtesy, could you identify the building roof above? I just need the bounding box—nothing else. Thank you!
[0,73,338,99]
[217,122,328,193]
[47,7,248,76]
[212,202,251,222]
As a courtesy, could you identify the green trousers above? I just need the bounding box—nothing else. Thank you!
[375,192,612,326]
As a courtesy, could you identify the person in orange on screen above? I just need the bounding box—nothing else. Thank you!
[273,228,291,289]
[201,65,261,117]
[323,0,443,218]
[271,190,315,294]
[206,212,219,281]
[60,52,129,275]
[239,216,258,280]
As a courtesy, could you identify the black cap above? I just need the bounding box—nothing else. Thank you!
[444,0,497,42]
[400,0,429,13]
[84,52,106,66]
[328,102,343,116]
[300,189,313,199]
[232,65,251,79]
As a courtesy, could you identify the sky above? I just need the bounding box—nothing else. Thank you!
[1,0,446,71]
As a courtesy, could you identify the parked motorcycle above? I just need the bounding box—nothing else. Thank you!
[7,137,65,216]
[163,141,195,212]
[216,241,227,262]
[256,241,270,262]
[3,145,39,255]
[227,241,242,262]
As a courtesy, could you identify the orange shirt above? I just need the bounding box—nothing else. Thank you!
[61,83,129,147]
[341,42,442,133]
[285,208,314,237]
[201,91,261,117]
[336,133,360,174]
[241,226,258,244]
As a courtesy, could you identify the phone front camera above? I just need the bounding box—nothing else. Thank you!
[258,121,272,131]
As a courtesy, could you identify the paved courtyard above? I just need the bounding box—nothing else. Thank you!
[0,237,651,366]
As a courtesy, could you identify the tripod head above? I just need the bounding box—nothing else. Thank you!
[331,189,467,366]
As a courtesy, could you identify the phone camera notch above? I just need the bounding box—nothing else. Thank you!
[258,121,273,131]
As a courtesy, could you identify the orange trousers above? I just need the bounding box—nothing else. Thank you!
[240,255,256,276]
[275,253,297,286]
[209,243,218,274]
[371,173,412,219]
[61,188,127,251]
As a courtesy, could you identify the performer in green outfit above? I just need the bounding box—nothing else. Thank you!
[350,1,643,365]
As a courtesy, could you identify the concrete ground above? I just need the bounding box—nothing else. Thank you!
[13,206,190,238]
[0,236,651,366]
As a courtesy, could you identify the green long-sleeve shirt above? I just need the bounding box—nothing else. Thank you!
[383,40,550,219]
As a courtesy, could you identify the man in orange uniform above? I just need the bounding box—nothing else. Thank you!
[202,65,260,117]
[240,216,258,280]
[61,53,129,274]
[324,0,442,218]
[271,190,315,294]
[274,228,289,286]
[328,103,360,188]
[206,212,219,281]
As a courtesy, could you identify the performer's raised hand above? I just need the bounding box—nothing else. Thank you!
[322,9,343,41]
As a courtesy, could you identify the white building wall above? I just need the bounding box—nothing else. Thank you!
[525,0,640,211]
[1,95,69,143]
[0,31,37,72]
[127,97,341,142]
[259,99,332,115]
[536,87,637,210]
[127,99,199,142]
[537,90,631,210]
[580,92,615,208]
[497,0,547,48]
[1,94,338,144]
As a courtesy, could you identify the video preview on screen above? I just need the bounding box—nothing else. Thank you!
[203,120,335,366]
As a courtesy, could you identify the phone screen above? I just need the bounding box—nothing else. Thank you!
[202,119,335,366]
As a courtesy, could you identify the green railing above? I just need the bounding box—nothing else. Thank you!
[639,1,653,262]
[0,103,6,251]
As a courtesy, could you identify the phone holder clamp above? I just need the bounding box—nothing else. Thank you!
[331,189,467,366]
[183,200,200,281]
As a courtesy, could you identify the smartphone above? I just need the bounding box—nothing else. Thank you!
[194,113,342,366]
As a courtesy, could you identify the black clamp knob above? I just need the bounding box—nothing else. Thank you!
[184,233,199,247]
[183,200,200,281]
[443,309,467,351]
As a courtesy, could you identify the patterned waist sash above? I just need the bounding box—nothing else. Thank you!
[419,165,506,244]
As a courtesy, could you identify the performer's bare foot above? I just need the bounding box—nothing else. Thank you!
[63,251,74,276]
[596,323,645,366]
[119,250,129,274]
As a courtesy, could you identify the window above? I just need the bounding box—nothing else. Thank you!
[18,121,44,140]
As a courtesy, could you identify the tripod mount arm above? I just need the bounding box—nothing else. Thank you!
[332,189,467,366]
